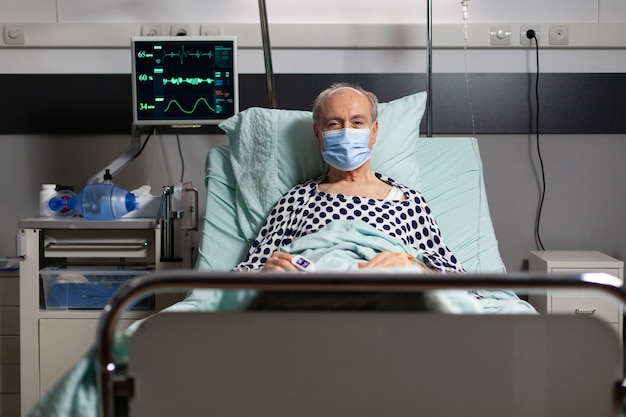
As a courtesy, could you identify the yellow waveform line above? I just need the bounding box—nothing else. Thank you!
[163,97,216,114]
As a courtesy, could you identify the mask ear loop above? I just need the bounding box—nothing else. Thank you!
[368,121,378,148]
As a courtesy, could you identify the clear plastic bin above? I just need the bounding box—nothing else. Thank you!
[0,257,19,271]
[40,266,153,310]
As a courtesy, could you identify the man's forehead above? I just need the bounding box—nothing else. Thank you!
[320,92,370,122]
[328,86,364,97]
[324,88,369,109]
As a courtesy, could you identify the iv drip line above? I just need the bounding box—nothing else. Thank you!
[461,0,470,40]
[426,0,433,137]
[460,0,480,269]
[461,0,476,137]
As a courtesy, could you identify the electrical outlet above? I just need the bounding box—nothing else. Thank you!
[549,24,569,45]
[490,25,511,45]
[141,24,163,36]
[3,24,25,45]
[170,24,192,36]
[200,25,223,36]
[520,25,541,46]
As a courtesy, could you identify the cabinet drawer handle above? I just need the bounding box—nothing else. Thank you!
[46,241,152,251]
[574,308,596,315]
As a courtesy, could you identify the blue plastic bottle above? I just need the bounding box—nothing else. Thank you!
[48,183,138,220]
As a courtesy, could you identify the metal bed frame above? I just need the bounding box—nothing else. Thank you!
[96,270,626,417]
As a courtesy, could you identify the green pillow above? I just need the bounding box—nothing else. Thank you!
[219,91,427,241]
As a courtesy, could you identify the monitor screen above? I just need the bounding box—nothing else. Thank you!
[131,36,238,127]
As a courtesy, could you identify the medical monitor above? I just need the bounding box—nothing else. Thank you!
[131,36,238,127]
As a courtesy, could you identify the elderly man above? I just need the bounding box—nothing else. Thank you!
[233,82,464,273]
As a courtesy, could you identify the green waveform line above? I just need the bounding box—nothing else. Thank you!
[163,97,216,115]
[164,46,214,64]
[163,77,215,86]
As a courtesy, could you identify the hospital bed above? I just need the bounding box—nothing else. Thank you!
[90,92,626,417]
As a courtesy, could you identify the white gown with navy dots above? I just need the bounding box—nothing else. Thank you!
[232,173,465,273]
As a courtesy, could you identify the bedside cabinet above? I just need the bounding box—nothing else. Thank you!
[0,270,20,416]
[18,217,191,417]
[528,250,624,340]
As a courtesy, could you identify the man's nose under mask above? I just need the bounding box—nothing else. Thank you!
[321,128,372,171]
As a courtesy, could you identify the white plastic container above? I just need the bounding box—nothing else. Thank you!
[39,184,57,217]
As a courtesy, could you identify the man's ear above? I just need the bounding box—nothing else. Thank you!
[369,120,379,147]
[313,124,323,149]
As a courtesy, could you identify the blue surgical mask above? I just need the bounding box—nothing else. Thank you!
[321,128,372,171]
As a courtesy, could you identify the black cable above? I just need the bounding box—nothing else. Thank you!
[131,127,186,183]
[133,126,156,159]
[176,133,185,183]
[528,31,546,251]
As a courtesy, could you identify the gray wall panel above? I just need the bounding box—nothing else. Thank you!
[1,73,624,135]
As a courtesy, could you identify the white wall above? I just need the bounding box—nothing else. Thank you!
[1,0,625,271]
[0,0,615,23]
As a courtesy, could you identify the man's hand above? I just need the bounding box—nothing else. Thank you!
[262,251,300,272]
[358,251,430,271]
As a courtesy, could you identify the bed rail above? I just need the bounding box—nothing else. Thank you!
[96,271,626,417]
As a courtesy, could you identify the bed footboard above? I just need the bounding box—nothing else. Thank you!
[96,271,626,417]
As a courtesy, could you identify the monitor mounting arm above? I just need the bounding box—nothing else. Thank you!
[87,124,153,185]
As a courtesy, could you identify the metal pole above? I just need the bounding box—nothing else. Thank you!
[162,186,174,260]
[426,0,433,137]
[157,186,182,262]
[258,0,277,108]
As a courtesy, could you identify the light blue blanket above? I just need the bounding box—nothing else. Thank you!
[29,220,535,417]
[281,219,425,271]
[279,220,535,314]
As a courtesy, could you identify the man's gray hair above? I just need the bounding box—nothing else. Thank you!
[312,82,379,126]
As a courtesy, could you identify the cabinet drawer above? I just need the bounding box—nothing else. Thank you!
[0,336,19,364]
[0,276,18,306]
[551,295,620,323]
[549,267,621,278]
[0,307,19,335]
[43,229,155,259]
[0,364,19,393]
[0,393,19,416]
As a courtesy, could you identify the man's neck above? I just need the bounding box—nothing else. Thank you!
[325,165,376,184]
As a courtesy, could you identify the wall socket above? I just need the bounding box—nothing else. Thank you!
[3,24,25,44]
[490,25,511,45]
[141,24,195,36]
[141,24,163,36]
[170,24,192,36]
[549,24,569,45]
[520,25,541,45]
[200,25,223,36]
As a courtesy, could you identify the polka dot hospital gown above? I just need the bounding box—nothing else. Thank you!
[232,173,465,273]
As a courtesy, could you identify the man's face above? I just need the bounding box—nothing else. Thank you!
[314,88,378,149]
